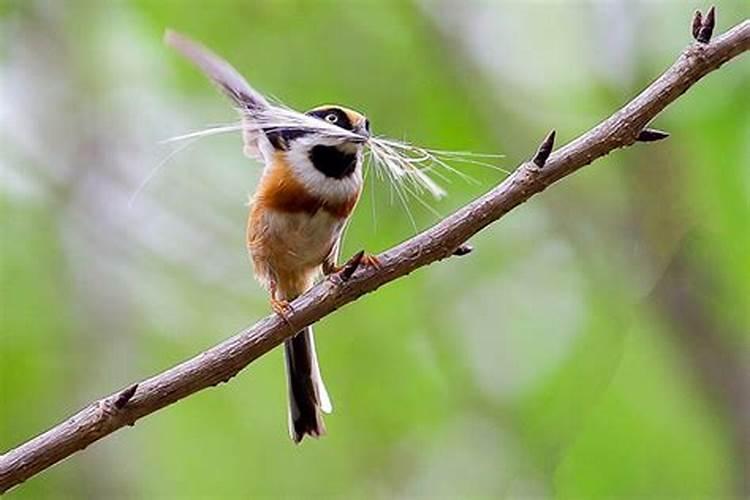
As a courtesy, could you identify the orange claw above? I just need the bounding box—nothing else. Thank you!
[360,253,382,269]
[270,297,294,327]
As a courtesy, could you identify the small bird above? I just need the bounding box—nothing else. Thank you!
[165,31,379,443]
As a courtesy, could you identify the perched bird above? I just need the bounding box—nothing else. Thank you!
[165,31,379,443]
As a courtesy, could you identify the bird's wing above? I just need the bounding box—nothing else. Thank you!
[164,30,272,162]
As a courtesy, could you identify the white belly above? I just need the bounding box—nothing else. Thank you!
[262,209,343,270]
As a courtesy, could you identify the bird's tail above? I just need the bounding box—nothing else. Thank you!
[284,326,332,443]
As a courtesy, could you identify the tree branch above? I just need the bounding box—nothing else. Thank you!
[2,13,748,494]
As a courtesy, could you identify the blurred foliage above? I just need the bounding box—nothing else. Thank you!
[1,0,748,498]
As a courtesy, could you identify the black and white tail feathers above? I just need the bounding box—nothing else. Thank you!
[284,327,332,443]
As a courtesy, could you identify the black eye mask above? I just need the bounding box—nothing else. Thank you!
[264,107,357,152]
[305,108,355,131]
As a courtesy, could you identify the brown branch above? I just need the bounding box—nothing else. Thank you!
[2,13,748,494]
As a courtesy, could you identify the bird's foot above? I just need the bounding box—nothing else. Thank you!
[270,297,294,326]
[360,253,382,270]
[329,251,381,285]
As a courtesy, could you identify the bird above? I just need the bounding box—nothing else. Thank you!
[165,30,379,443]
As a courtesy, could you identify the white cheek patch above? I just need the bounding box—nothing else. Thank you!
[284,136,363,202]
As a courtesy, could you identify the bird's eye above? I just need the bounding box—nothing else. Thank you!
[325,113,338,123]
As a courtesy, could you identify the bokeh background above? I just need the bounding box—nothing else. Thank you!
[1,0,748,498]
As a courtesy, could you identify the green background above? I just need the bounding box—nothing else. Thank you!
[1,1,748,498]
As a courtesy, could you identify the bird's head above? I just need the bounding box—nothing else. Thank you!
[267,105,370,181]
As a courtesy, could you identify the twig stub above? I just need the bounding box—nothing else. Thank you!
[693,11,704,40]
[532,130,556,167]
[452,244,473,257]
[696,6,716,44]
[113,384,138,410]
[636,128,670,142]
[338,250,365,281]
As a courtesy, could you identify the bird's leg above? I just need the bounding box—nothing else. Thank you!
[269,278,294,326]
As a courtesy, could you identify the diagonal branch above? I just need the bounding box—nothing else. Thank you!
[2,13,748,494]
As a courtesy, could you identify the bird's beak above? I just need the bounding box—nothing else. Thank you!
[351,123,370,144]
